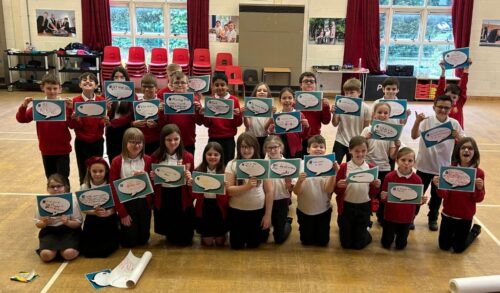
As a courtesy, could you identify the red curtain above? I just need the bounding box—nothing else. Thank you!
[82,0,112,51]
[187,0,209,65]
[452,0,474,77]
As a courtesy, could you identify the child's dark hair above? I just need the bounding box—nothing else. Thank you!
[251,82,272,98]
[299,72,316,83]
[236,132,261,159]
[446,84,461,96]
[79,72,98,83]
[212,71,228,84]
[196,142,225,174]
[396,147,415,160]
[382,77,400,89]
[83,157,110,187]
[41,73,60,86]
[279,87,295,99]
[349,136,368,150]
[433,94,453,106]
[47,173,70,192]
[154,124,185,161]
[307,135,326,148]
[111,66,130,81]
[452,137,480,167]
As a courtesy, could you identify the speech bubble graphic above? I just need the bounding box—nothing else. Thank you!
[445,51,468,68]
[297,93,319,109]
[36,101,62,119]
[373,123,398,139]
[189,78,207,91]
[207,99,230,115]
[77,103,104,116]
[424,127,451,143]
[39,196,71,216]
[107,83,133,99]
[239,161,266,177]
[247,99,270,115]
[275,114,299,131]
[350,172,375,183]
[166,95,193,113]
[306,157,333,176]
[79,190,110,207]
[337,98,360,114]
[136,101,158,119]
[390,185,418,201]
[443,169,471,188]
[270,161,297,177]
[92,271,111,287]
[195,175,222,191]
[386,101,405,117]
[118,178,146,197]
[155,166,182,183]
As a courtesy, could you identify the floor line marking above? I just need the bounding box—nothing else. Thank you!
[477,204,500,208]
[41,261,68,293]
[474,216,500,247]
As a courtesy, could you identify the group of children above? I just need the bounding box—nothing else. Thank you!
[23,60,485,262]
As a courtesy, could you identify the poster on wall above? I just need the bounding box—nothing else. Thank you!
[308,18,345,45]
[35,9,76,37]
[480,20,500,47]
[209,15,239,43]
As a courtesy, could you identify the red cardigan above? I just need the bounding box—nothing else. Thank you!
[301,101,331,140]
[72,95,106,142]
[151,151,194,211]
[109,155,153,218]
[437,73,468,129]
[334,162,380,215]
[381,171,423,224]
[279,111,310,157]
[202,95,243,138]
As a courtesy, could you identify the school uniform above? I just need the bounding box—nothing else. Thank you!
[301,101,331,154]
[105,102,133,162]
[276,110,310,159]
[246,116,269,158]
[151,151,195,246]
[437,73,468,129]
[270,156,296,244]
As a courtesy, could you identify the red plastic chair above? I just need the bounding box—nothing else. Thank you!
[225,65,245,97]
[102,46,121,65]
[172,48,189,67]
[127,47,146,66]
[215,52,233,72]
[192,48,211,68]
[150,48,168,66]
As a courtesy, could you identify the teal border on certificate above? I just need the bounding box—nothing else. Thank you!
[421,121,454,148]
[104,81,135,102]
[113,173,153,203]
[163,93,195,115]
[37,193,73,217]
[75,100,107,118]
[133,99,160,120]
[244,97,273,118]
[380,99,407,120]
[33,99,66,121]
[304,154,336,177]
[152,164,186,186]
[273,111,302,134]
[295,91,323,111]
[438,166,476,192]
[188,75,211,93]
[347,166,379,183]
[387,183,423,204]
[75,185,114,212]
[371,120,403,141]
[192,171,225,194]
[204,97,234,119]
[236,159,270,179]
[335,95,362,116]
[269,158,301,179]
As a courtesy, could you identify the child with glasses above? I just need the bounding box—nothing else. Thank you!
[411,95,464,231]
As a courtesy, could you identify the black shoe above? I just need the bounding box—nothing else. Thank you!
[428,221,438,231]
[471,224,482,237]
[409,223,415,230]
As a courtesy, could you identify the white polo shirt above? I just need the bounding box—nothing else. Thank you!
[225,160,265,210]
[296,161,332,215]
[335,102,371,147]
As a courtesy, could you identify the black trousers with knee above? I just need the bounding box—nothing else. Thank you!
[415,170,441,221]
[381,221,410,249]
[228,207,264,249]
[338,201,372,250]
[297,208,332,246]
[439,214,477,253]
[75,138,104,185]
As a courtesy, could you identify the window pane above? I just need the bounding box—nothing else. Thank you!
[111,7,130,33]
[387,44,419,68]
[380,44,386,70]
[136,38,166,64]
[379,0,390,5]
[393,0,424,6]
[427,0,452,6]
[420,44,454,76]
[425,14,453,42]
[112,37,132,63]
[170,8,188,35]
[391,13,420,40]
[136,7,164,34]
[380,13,386,39]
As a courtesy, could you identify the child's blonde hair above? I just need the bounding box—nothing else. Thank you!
[169,71,187,86]
[41,73,60,86]
[396,147,415,160]
[343,78,362,92]
[121,127,145,158]
[47,173,70,192]
[167,63,182,77]
[141,73,157,87]
[263,135,285,153]
[373,102,391,118]
[251,82,272,98]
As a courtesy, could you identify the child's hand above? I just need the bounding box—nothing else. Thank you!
[415,111,427,123]
[121,215,132,227]
[432,176,439,187]
[132,120,146,127]
[451,130,460,139]
[106,99,113,111]
[301,118,309,128]
[95,207,107,217]
[337,179,347,189]
[297,172,306,183]
[198,107,205,115]
[37,217,49,228]
[233,107,241,116]
[322,98,330,107]
[22,97,33,107]
[240,106,246,114]
[194,100,202,111]
[475,178,484,191]
[267,124,276,135]
[149,170,156,180]
[224,180,229,189]
[364,132,372,139]
[103,116,111,126]
[372,179,381,189]
[421,195,429,204]
[406,108,412,117]
[61,215,69,224]
[271,105,277,114]
[261,214,271,230]
[395,140,401,148]
[146,119,157,128]
[133,170,145,176]
[159,101,164,111]
[64,98,73,110]
[330,104,336,114]
[247,177,258,188]
[185,170,193,186]
[380,191,388,200]
[439,60,446,72]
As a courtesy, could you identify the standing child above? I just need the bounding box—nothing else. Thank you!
[203,72,243,165]
[192,142,229,246]
[411,95,465,231]
[110,127,152,247]
[380,147,426,250]
[35,174,82,262]
[331,78,371,164]
[335,136,381,250]
[80,157,119,258]
[264,135,294,244]
[72,72,107,184]
[293,135,338,246]
[372,77,412,125]
[151,124,195,246]
[156,63,182,98]
[225,132,273,249]
[243,82,273,157]
[433,137,484,253]
[16,74,75,182]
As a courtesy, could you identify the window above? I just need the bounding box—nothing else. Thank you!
[110,1,187,63]
[379,0,454,77]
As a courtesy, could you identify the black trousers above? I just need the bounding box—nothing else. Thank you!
[209,137,235,166]
[41,154,70,182]
[333,141,351,164]
[105,124,129,163]
[228,207,264,249]
[375,171,391,222]
[381,221,410,249]
[120,198,151,248]
[416,170,441,222]
[439,214,476,253]
[75,138,104,185]
[338,201,372,250]
[272,198,292,244]
[297,208,332,246]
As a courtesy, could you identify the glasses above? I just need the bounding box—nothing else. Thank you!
[48,184,64,190]
[301,79,316,84]
[173,81,188,85]
[266,145,280,150]
[460,146,474,151]
[240,145,253,150]
[435,105,451,111]
[128,141,143,146]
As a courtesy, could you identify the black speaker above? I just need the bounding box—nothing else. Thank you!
[364,75,417,101]
[386,65,414,77]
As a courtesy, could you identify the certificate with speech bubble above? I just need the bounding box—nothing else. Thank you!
[273,111,302,134]
[438,166,476,192]
[295,91,323,111]
[371,120,403,141]
[104,81,135,102]
[421,121,454,148]
[133,99,160,121]
[443,47,470,70]
[192,171,225,194]
[113,173,154,203]
[335,95,362,116]
[204,97,234,119]
[75,184,114,212]
[236,159,270,180]
[304,154,336,177]
[269,159,301,179]
[244,97,273,118]
[163,93,195,115]
[347,166,379,183]
[380,99,408,120]
[33,99,66,122]
[387,183,423,204]
[152,164,186,187]
[75,100,107,118]
[85,269,112,290]
[188,75,210,93]
[37,193,73,217]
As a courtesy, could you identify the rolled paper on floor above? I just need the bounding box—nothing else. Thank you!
[108,250,153,288]
[449,275,500,293]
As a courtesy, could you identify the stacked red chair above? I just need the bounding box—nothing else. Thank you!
[191,48,212,76]
[172,48,190,75]
[225,65,245,97]
[126,47,147,78]
[214,52,233,73]
[149,48,168,78]
[101,46,122,82]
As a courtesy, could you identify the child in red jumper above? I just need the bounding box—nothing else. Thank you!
[433,137,484,253]
[380,147,427,250]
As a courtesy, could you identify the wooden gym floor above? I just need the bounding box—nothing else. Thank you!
[1,90,500,292]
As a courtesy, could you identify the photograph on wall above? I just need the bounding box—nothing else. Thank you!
[480,20,500,47]
[36,9,76,37]
[209,15,239,43]
[308,18,345,45]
